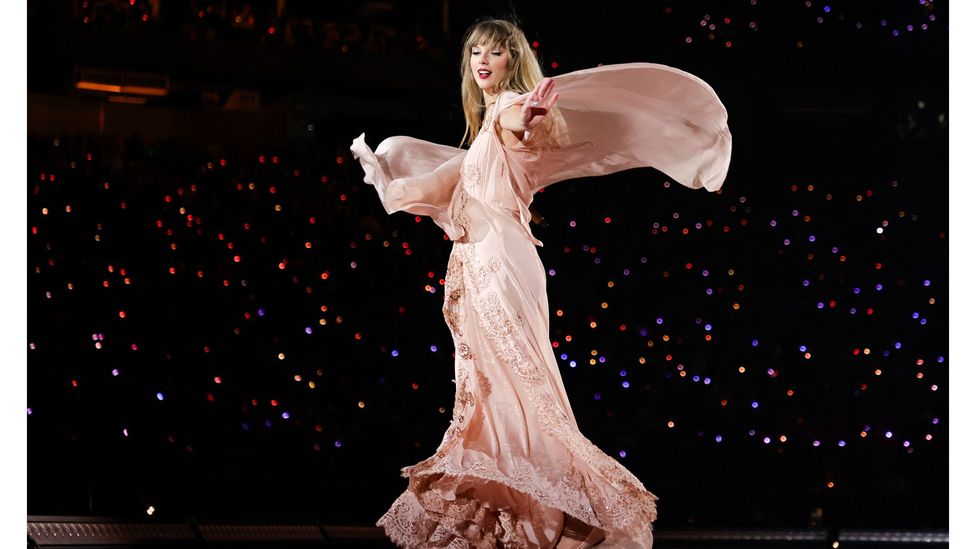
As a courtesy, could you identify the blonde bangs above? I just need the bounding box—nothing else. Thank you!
[464,25,509,52]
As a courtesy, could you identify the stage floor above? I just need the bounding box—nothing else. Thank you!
[28,516,948,548]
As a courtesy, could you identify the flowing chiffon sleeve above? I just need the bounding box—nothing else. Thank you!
[350,133,468,240]
[350,62,731,243]
[495,62,732,207]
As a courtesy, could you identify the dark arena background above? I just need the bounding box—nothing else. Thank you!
[27,1,948,547]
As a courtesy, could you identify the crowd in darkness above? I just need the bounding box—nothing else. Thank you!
[29,0,947,531]
[48,0,446,55]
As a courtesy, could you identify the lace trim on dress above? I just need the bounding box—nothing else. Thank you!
[376,240,657,546]
[461,164,482,192]
[450,188,471,242]
[377,473,538,548]
[453,240,658,534]
[479,102,497,135]
[466,265,658,535]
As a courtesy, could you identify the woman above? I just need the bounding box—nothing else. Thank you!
[351,18,731,548]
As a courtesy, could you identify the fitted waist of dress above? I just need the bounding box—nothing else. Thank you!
[453,187,543,247]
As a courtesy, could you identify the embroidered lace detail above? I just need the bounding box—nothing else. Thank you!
[444,288,464,339]
[523,381,657,530]
[447,365,475,438]
[443,247,466,339]
[383,451,599,547]
[468,284,659,532]
[495,508,531,547]
[478,102,497,135]
[460,164,482,192]
[451,189,471,242]
[471,255,501,291]
[474,291,546,385]
[475,368,492,398]
[377,473,534,548]
[444,242,656,531]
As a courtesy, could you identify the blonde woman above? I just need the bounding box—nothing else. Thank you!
[352,18,732,548]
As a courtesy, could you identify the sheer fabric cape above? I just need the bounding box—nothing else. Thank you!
[350,62,732,246]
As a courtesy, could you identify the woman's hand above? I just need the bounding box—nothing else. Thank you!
[518,77,558,132]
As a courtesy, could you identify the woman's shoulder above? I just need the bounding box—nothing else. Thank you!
[497,89,527,113]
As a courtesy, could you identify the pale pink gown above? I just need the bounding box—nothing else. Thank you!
[351,63,732,548]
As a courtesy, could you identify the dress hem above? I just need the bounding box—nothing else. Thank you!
[376,454,656,548]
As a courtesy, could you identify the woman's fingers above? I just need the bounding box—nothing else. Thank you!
[529,77,553,105]
[548,91,559,108]
[537,77,553,101]
[521,78,556,129]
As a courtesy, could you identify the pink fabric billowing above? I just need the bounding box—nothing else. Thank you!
[351,62,731,548]
[349,135,468,240]
[351,62,731,248]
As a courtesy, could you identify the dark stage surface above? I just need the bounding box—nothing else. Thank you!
[27,0,948,541]
[26,516,950,548]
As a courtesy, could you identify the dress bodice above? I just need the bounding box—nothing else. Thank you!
[460,102,522,215]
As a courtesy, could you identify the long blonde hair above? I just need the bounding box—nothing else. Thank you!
[459,19,544,147]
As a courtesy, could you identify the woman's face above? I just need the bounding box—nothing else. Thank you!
[470,42,511,95]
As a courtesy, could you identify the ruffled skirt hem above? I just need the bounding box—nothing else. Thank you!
[376,451,656,548]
